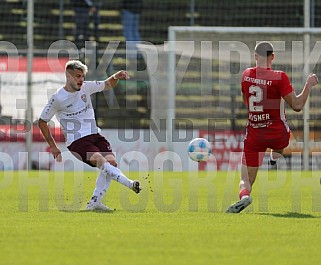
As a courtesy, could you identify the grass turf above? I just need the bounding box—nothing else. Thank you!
[1,170,321,265]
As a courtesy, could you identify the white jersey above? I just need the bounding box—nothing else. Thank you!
[40,81,105,146]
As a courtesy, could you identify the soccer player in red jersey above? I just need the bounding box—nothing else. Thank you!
[226,41,319,213]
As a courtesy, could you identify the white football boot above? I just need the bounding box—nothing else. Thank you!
[226,196,252,213]
[86,196,114,212]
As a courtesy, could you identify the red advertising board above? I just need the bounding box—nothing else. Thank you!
[0,57,69,72]
[0,125,64,142]
[199,130,244,170]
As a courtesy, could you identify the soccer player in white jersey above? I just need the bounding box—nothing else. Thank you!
[38,60,141,211]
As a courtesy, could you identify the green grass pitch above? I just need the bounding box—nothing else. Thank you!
[1,170,321,265]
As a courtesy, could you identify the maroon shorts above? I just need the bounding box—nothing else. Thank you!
[242,125,290,167]
[67,133,114,167]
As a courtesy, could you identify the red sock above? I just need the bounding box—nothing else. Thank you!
[239,189,251,200]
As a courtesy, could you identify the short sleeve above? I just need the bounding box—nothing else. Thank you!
[82,81,105,95]
[241,69,250,94]
[39,95,58,122]
[280,72,294,97]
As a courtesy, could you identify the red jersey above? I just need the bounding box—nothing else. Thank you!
[241,67,294,130]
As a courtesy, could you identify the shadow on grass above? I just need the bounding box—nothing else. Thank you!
[257,212,320,219]
[59,208,147,214]
[59,209,116,214]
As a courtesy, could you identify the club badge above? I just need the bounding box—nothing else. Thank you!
[81,94,87,103]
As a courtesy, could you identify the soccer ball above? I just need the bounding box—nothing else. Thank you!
[187,138,211,162]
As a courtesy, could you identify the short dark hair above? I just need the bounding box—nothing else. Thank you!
[255,41,274,57]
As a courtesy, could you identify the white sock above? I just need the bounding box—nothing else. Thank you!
[92,172,111,201]
[101,162,133,189]
[270,152,278,162]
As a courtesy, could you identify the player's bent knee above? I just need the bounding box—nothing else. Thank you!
[108,160,117,167]
[105,155,117,167]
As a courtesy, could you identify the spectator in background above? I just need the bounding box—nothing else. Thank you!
[71,0,95,48]
[121,0,143,58]
[92,0,102,41]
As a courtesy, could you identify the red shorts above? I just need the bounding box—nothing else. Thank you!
[242,125,290,167]
[67,133,114,167]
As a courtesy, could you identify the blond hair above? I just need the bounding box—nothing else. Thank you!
[65,60,88,75]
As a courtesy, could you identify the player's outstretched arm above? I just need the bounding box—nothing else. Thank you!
[38,119,62,162]
[283,73,318,112]
[104,70,130,90]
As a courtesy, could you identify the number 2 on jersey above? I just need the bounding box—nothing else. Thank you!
[249,85,263,112]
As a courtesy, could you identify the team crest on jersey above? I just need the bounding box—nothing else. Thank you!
[81,94,87,103]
